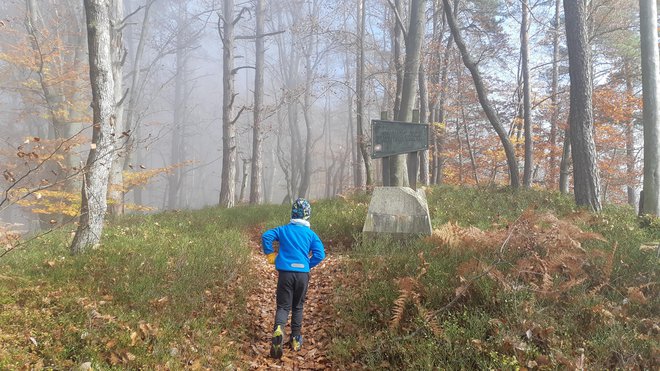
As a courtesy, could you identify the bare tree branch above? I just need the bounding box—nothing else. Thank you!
[386,0,408,39]
[231,65,255,74]
[231,106,246,125]
[236,30,285,40]
[232,7,250,26]
[120,5,145,26]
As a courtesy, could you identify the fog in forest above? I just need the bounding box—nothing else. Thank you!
[0,0,645,233]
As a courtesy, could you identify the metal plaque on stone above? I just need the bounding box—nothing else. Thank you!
[371,120,429,158]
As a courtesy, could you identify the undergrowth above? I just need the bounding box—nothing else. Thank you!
[0,206,285,369]
[330,186,659,370]
[0,196,366,369]
[1,186,658,369]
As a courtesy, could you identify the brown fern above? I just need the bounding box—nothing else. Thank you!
[390,289,410,330]
[390,277,418,330]
[417,305,443,337]
[416,252,429,279]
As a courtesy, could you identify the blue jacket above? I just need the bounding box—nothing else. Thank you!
[262,220,325,272]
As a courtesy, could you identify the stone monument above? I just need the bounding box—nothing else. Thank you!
[364,116,432,236]
[362,186,432,235]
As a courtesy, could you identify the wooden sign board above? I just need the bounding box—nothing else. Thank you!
[371,120,429,158]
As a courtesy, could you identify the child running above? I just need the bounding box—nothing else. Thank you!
[262,198,326,359]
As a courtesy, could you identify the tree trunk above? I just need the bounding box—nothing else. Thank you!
[419,63,430,186]
[549,0,561,188]
[249,0,265,205]
[559,128,571,194]
[218,0,238,208]
[25,0,84,199]
[624,61,637,207]
[521,0,533,188]
[392,0,424,187]
[297,24,319,198]
[263,144,275,204]
[563,0,601,211]
[168,3,189,210]
[385,0,404,186]
[298,89,313,198]
[323,97,334,198]
[462,106,479,185]
[108,0,125,216]
[640,0,660,215]
[392,0,404,120]
[433,1,456,184]
[286,101,301,198]
[346,54,357,187]
[443,0,520,189]
[456,117,464,184]
[239,159,249,203]
[124,0,154,207]
[356,0,372,188]
[71,0,116,254]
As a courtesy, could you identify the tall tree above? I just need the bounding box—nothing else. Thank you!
[430,0,456,185]
[168,1,190,209]
[108,0,125,216]
[559,131,571,194]
[443,0,520,189]
[639,0,660,215]
[521,0,533,188]
[218,0,245,207]
[71,0,116,254]
[383,0,405,186]
[24,0,87,195]
[563,0,601,211]
[419,63,430,186]
[123,0,155,207]
[549,0,561,189]
[392,0,424,187]
[249,0,265,204]
[356,0,372,187]
[624,61,638,206]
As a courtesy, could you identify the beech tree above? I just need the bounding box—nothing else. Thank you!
[639,0,660,215]
[218,0,246,208]
[167,2,190,210]
[388,0,423,187]
[249,0,265,204]
[108,0,125,216]
[122,0,155,207]
[356,0,372,187]
[521,0,532,188]
[428,0,456,185]
[19,0,88,226]
[71,0,117,254]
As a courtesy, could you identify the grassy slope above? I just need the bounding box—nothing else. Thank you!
[0,205,286,369]
[1,186,658,369]
[330,186,660,369]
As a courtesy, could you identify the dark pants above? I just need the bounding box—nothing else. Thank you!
[274,271,310,337]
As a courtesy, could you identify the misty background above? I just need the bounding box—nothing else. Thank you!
[0,0,643,232]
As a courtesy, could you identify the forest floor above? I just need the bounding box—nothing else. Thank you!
[1,188,658,369]
[237,233,343,370]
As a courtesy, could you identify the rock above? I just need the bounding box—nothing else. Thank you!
[363,187,432,236]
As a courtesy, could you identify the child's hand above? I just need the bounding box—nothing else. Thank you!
[266,253,277,265]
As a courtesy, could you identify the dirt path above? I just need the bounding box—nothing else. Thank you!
[239,238,342,370]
